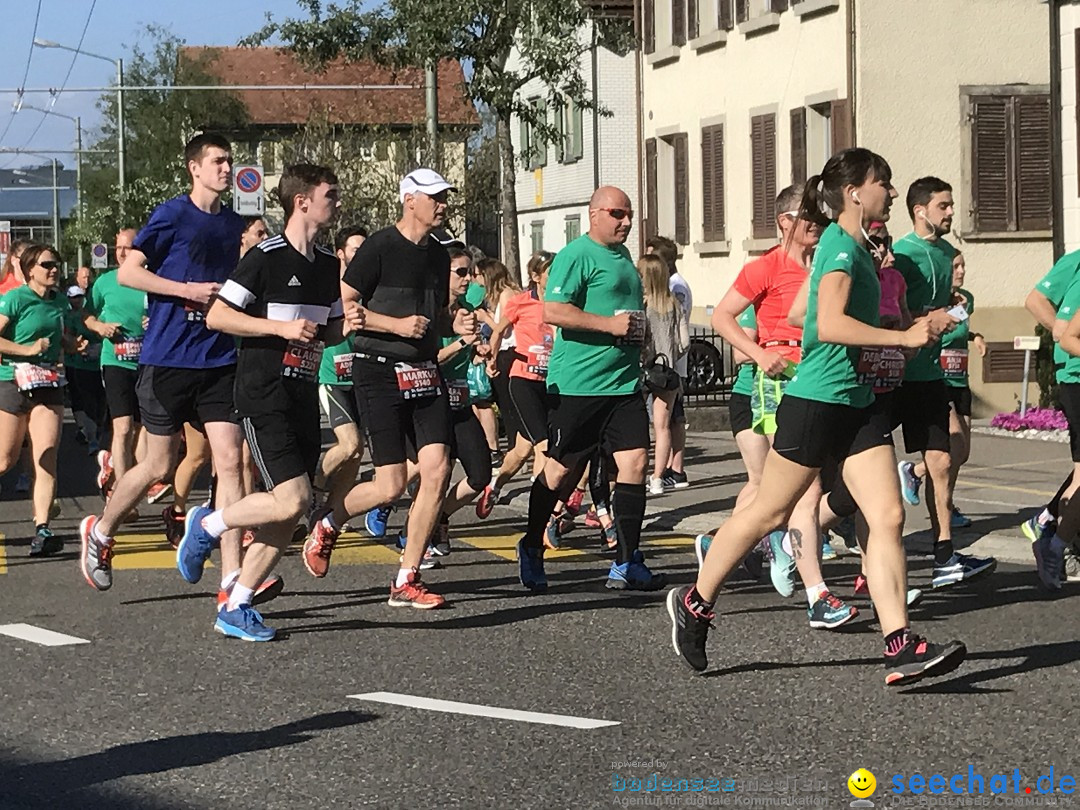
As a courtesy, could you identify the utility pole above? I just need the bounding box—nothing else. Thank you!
[50,159,59,248]
[425,61,439,167]
[117,58,126,218]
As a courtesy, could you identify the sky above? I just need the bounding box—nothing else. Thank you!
[0,0,307,170]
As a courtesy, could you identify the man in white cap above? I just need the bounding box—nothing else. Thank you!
[302,168,476,608]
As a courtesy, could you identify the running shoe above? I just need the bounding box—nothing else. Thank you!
[431,522,452,556]
[584,507,602,529]
[565,487,585,517]
[694,533,712,570]
[399,546,440,571]
[242,529,256,549]
[884,635,966,686]
[767,530,795,598]
[599,522,618,555]
[216,574,286,608]
[1021,516,1054,543]
[807,591,858,629]
[388,571,446,609]
[665,585,713,673]
[365,505,392,538]
[854,573,923,606]
[162,506,185,549]
[1033,533,1066,591]
[606,549,666,591]
[475,486,498,519]
[29,525,61,557]
[14,473,30,494]
[648,478,665,497]
[543,515,562,550]
[516,538,548,593]
[1064,547,1080,582]
[147,482,172,504]
[215,604,276,642]
[662,468,690,489]
[821,534,838,561]
[302,511,340,578]
[177,506,215,584]
[121,507,141,526]
[897,461,921,506]
[741,548,765,582]
[79,515,114,591]
[49,500,61,520]
[394,529,408,552]
[96,450,114,499]
[931,552,997,589]
[951,508,972,529]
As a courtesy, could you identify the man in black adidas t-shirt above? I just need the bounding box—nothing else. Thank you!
[303,168,475,609]
[177,164,363,642]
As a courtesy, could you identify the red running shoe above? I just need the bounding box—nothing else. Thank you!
[854,573,869,596]
[388,571,446,609]
[584,508,602,529]
[242,529,256,549]
[565,487,585,517]
[475,485,497,519]
[96,450,114,499]
[303,512,340,578]
[217,573,285,608]
[147,482,172,504]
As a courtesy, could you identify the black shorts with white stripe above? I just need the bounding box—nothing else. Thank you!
[242,405,322,490]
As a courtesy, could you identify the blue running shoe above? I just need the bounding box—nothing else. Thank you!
[767,530,795,598]
[177,505,215,584]
[897,461,921,506]
[821,534,838,561]
[365,505,392,538]
[606,550,667,591]
[694,533,712,570]
[950,508,972,529]
[807,591,858,629]
[516,538,547,593]
[214,604,276,642]
[394,529,408,552]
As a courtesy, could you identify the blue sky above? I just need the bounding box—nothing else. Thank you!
[0,0,306,169]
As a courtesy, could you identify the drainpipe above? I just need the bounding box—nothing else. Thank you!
[1050,0,1065,260]
[591,21,601,192]
[846,0,857,143]
[633,0,645,256]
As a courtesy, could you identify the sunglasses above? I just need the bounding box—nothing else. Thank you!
[37,260,61,270]
[452,268,471,278]
[595,208,633,221]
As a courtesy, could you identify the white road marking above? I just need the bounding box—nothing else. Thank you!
[348,691,619,729]
[0,623,91,647]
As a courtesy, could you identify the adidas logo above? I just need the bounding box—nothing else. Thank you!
[287,276,301,287]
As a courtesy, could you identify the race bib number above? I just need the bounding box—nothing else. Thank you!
[13,363,62,392]
[940,348,969,379]
[394,361,441,400]
[615,309,645,346]
[282,340,324,382]
[856,347,906,391]
[333,352,354,382]
[446,380,470,410]
[525,342,550,378]
[183,300,207,322]
[113,338,143,362]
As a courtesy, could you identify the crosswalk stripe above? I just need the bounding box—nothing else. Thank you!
[0,623,91,646]
[348,691,619,729]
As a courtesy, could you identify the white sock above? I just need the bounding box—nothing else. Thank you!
[806,582,828,605]
[781,531,794,556]
[1038,509,1055,526]
[321,513,340,531]
[220,569,240,592]
[202,509,229,538]
[395,567,413,587]
[91,522,112,545]
[227,584,255,611]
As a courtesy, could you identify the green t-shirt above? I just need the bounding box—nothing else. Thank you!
[1054,276,1080,384]
[464,282,486,310]
[318,339,354,387]
[786,223,880,408]
[0,285,70,382]
[893,232,957,382]
[88,268,147,371]
[732,306,757,396]
[440,336,473,383]
[1036,250,1080,310]
[940,288,974,388]
[544,234,643,396]
[64,306,102,370]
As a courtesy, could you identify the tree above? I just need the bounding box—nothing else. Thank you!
[245,0,634,276]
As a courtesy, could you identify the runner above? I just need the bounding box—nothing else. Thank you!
[79,132,248,595]
[0,240,30,295]
[1043,302,1080,589]
[302,168,475,609]
[892,177,995,588]
[470,257,518,463]
[64,285,105,456]
[515,185,664,593]
[177,163,359,640]
[667,148,966,685]
[240,216,269,255]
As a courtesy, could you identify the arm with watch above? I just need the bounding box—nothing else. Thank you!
[437,333,477,364]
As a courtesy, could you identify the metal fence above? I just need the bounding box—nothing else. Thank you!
[682,324,734,406]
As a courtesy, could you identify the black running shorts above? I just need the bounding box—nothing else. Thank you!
[894,379,951,454]
[772,394,892,470]
[945,385,973,418]
[1059,383,1080,462]
[819,391,897,516]
[728,392,753,437]
[67,366,105,423]
[136,364,237,436]
[508,376,549,445]
[546,392,649,463]
[319,384,359,430]
[102,365,140,421]
[0,380,64,415]
[241,406,322,490]
[451,408,492,492]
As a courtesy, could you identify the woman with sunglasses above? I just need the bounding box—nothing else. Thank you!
[0,245,83,555]
[667,149,967,686]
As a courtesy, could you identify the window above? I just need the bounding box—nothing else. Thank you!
[519,98,548,170]
[790,107,806,186]
[554,99,584,163]
[792,98,850,182]
[673,0,687,45]
[719,0,734,29]
[531,221,545,253]
[750,113,777,239]
[565,215,581,244]
[645,133,690,245]
[967,89,1051,234]
[701,124,726,241]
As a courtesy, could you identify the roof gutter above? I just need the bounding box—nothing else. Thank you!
[1050,0,1065,260]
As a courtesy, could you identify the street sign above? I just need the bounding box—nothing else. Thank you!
[1013,336,1040,351]
[91,242,109,270]
[233,165,264,215]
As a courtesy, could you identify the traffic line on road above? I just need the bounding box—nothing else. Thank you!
[348,691,619,728]
[0,623,90,646]
[0,531,6,575]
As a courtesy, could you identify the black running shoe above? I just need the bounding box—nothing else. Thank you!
[884,635,967,686]
[162,506,184,550]
[666,586,713,672]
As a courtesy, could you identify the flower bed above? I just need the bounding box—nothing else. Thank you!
[990,408,1068,432]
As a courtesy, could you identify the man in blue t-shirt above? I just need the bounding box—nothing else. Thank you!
[80,132,248,597]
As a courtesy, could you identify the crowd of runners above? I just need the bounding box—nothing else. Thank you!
[0,133,1075,685]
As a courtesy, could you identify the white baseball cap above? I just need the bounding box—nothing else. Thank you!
[66,285,86,298]
[400,168,456,203]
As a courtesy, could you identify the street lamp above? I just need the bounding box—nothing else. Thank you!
[32,38,124,212]
[12,159,60,248]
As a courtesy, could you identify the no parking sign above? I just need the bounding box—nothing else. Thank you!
[233,165,264,215]
[91,242,108,269]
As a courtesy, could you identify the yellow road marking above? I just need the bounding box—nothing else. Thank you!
[111,532,214,571]
[331,531,406,565]
[0,531,6,575]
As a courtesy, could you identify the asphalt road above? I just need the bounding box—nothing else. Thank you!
[0,422,1076,810]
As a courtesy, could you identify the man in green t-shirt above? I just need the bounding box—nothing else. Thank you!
[892,177,995,588]
[515,185,665,594]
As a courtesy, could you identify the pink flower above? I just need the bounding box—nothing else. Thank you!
[991,408,1068,432]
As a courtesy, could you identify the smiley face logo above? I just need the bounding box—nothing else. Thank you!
[848,769,876,798]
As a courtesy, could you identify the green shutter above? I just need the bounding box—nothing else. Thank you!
[571,101,583,161]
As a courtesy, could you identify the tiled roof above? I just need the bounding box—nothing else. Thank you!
[179,47,479,127]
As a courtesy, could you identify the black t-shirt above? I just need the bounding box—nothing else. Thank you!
[342,225,450,362]
[218,234,343,415]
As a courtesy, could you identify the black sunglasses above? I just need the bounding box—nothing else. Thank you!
[596,207,633,221]
[453,268,471,278]
[37,260,61,270]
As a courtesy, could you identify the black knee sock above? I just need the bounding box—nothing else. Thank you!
[1048,471,1074,517]
[935,539,955,565]
[613,482,646,564]
[524,479,560,550]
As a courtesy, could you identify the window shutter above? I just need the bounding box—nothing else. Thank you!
[790,107,807,186]
[702,124,726,242]
[971,96,1013,233]
[751,113,777,239]
[830,98,852,153]
[736,0,749,24]
[719,0,734,30]
[533,99,547,169]
[571,101,584,161]
[646,137,658,241]
[643,0,655,54]
[520,116,530,169]
[674,133,690,245]
[770,0,789,10]
[687,0,699,40]
[554,99,566,163]
[1015,94,1051,231]
[672,0,687,46]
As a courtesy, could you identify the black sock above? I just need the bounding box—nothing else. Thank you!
[685,586,715,617]
[613,482,646,565]
[1048,471,1074,516]
[524,478,560,549]
[884,627,911,657]
[934,540,955,565]
[35,523,47,533]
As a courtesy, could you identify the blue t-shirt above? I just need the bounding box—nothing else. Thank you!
[135,195,245,368]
